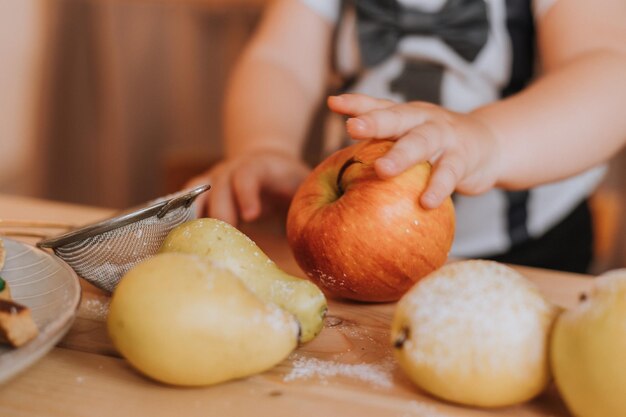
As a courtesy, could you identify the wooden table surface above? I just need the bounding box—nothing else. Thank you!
[0,193,591,417]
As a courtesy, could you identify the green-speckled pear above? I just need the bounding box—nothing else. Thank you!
[107,252,298,386]
[159,218,327,342]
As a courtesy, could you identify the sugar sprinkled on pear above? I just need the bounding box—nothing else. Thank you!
[392,260,558,407]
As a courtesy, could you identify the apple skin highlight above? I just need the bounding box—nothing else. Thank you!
[286,139,455,302]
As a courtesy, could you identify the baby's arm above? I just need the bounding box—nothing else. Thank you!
[329,0,626,209]
[189,0,332,224]
[477,0,626,189]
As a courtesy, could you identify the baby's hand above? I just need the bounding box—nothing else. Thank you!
[185,150,310,225]
[328,94,501,209]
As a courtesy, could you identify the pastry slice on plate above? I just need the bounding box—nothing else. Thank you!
[0,299,39,347]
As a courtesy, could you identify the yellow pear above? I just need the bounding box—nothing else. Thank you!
[107,252,298,386]
[391,260,558,408]
[159,218,327,342]
[551,270,626,417]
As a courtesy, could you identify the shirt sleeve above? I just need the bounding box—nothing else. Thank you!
[532,0,559,19]
[298,0,341,23]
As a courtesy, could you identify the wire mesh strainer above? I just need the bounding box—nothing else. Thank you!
[37,184,210,293]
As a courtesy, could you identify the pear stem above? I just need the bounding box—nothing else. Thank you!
[393,326,409,349]
[336,157,363,195]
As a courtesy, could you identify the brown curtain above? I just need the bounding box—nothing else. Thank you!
[36,0,263,209]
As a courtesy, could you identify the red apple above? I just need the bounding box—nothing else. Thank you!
[286,139,455,302]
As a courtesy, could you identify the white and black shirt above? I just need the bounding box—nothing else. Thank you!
[300,0,605,258]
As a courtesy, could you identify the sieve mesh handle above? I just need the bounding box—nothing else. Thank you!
[32,184,211,292]
[37,184,210,250]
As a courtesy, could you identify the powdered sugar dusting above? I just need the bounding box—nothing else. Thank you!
[79,296,110,321]
[401,260,556,375]
[313,268,345,290]
[284,356,394,388]
[269,279,296,298]
[400,401,452,417]
[252,303,299,336]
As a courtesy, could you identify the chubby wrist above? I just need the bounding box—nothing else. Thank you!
[467,108,508,189]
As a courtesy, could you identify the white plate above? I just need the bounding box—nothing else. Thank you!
[0,238,81,383]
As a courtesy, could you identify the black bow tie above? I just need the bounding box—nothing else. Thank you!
[354,0,489,67]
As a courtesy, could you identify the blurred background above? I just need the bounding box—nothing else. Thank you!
[1,0,267,207]
[1,0,625,272]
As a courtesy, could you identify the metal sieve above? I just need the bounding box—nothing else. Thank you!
[37,184,210,293]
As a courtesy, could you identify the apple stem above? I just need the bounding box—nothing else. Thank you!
[336,157,363,195]
[393,326,409,349]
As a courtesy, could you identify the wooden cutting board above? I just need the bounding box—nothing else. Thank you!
[0,195,590,417]
[48,224,590,417]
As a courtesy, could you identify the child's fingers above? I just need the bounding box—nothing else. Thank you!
[374,122,444,178]
[208,171,239,226]
[420,153,466,209]
[346,106,430,140]
[327,94,395,116]
[232,166,262,222]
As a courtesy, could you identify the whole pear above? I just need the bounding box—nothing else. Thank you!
[107,252,299,386]
[159,218,327,342]
[392,260,558,408]
[551,270,626,417]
